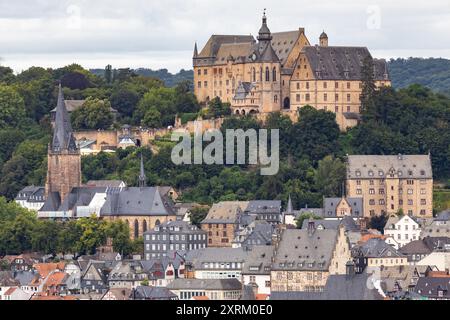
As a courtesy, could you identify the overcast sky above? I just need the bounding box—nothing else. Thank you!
[1,0,449,73]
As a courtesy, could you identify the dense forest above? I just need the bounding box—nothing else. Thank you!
[0,62,449,212]
[0,60,450,255]
[90,67,194,88]
[388,57,450,96]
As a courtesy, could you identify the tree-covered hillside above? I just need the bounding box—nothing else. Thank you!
[388,58,450,96]
[90,67,194,87]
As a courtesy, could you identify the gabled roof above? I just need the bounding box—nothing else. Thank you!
[271,273,384,300]
[185,248,247,269]
[356,238,404,258]
[415,277,450,298]
[301,46,389,81]
[323,197,363,217]
[133,286,178,300]
[272,227,340,271]
[197,35,255,58]
[201,202,243,224]
[100,187,176,217]
[166,278,242,291]
[346,154,432,179]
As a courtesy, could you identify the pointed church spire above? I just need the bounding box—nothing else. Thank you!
[193,42,198,58]
[138,153,146,188]
[287,194,293,214]
[51,83,77,153]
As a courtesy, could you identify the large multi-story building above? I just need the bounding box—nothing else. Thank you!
[346,154,433,218]
[193,12,391,130]
[270,221,351,292]
[143,221,207,259]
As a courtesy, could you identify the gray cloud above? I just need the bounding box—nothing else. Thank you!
[0,0,449,72]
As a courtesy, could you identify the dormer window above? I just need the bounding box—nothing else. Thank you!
[368,170,374,177]
[356,171,361,177]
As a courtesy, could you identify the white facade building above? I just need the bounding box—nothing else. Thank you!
[384,215,421,249]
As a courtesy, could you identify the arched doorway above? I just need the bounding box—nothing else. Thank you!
[242,110,246,115]
[283,97,290,109]
[235,110,240,115]
[136,139,141,147]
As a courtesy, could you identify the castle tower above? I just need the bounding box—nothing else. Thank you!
[319,31,328,47]
[138,153,146,188]
[45,84,81,202]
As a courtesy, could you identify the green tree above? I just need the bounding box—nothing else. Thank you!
[189,207,210,226]
[295,212,322,229]
[0,85,26,129]
[71,97,114,130]
[314,155,346,197]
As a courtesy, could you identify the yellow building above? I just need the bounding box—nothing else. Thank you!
[346,154,433,218]
[193,12,391,130]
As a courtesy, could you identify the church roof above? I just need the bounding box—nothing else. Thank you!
[100,187,176,217]
[197,35,255,58]
[51,85,78,153]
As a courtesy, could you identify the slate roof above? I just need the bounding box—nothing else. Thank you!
[245,200,282,215]
[271,30,305,66]
[14,271,39,286]
[0,271,20,287]
[436,210,450,221]
[15,186,45,202]
[415,277,450,299]
[399,240,432,256]
[166,278,242,291]
[234,82,256,100]
[346,154,433,179]
[133,286,178,300]
[356,238,404,258]
[201,202,243,224]
[323,197,363,217]
[241,221,274,247]
[272,227,340,271]
[242,245,274,275]
[100,187,176,217]
[301,45,389,81]
[39,186,107,213]
[197,35,255,58]
[271,273,384,300]
[184,248,247,269]
[51,85,78,153]
[86,180,125,188]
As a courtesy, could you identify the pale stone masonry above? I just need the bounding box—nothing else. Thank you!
[270,222,351,292]
[193,12,391,130]
[346,154,433,218]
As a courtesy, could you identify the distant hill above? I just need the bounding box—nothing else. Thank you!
[90,68,194,87]
[90,58,450,95]
[388,57,450,96]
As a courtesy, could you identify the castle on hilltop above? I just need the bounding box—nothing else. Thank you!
[193,11,391,130]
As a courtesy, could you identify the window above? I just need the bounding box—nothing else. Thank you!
[296,82,300,90]
[306,93,310,101]
[204,81,208,88]
[356,189,362,195]
[197,69,201,76]
[347,82,351,89]
[306,82,310,89]
[296,94,300,102]
[335,94,339,101]
[369,188,375,195]
[272,67,277,82]
[335,82,339,89]
[204,69,208,75]
[252,68,256,82]
[421,199,426,205]
[265,67,270,81]
[347,94,351,102]
[379,188,385,194]
[197,81,201,88]
[324,93,328,101]
[274,95,278,103]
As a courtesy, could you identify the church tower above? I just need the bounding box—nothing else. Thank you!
[45,84,81,202]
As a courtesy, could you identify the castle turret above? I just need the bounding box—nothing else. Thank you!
[257,9,273,43]
[45,84,81,202]
[320,31,328,47]
[193,42,198,58]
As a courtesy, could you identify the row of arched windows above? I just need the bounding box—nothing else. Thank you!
[252,67,277,82]
[125,218,162,239]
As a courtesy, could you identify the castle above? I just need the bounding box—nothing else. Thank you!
[193,12,391,130]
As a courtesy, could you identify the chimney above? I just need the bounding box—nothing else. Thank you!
[346,260,356,277]
[307,220,315,235]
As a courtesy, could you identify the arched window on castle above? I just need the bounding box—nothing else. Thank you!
[252,68,256,82]
[260,67,263,82]
[265,67,270,82]
[272,67,277,82]
[274,95,278,103]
